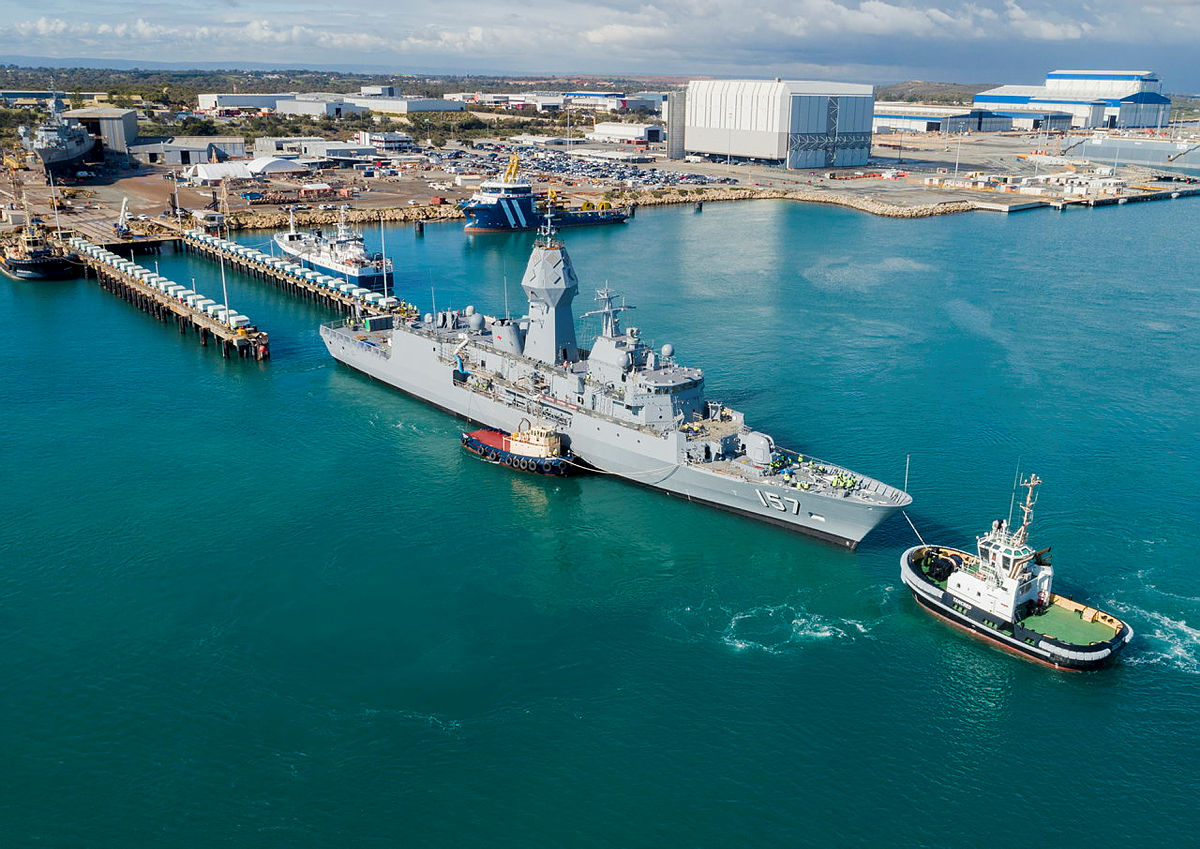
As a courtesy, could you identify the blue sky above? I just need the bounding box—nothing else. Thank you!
[1,1,1197,91]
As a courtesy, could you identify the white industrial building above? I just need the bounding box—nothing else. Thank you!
[343,95,463,114]
[974,70,1171,129]
[683,80,873,169]
[585,122,663,143]
[197,93,285,112]
[274,96,365,118]
[873,103,1013,134]
[354,130,417,152]
[198,91,462,117]
[254,136,325,158]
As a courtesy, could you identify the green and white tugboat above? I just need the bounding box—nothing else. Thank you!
[901,474,1133,670]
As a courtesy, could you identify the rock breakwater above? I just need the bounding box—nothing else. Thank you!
[615,186,973,218]
[228,204,465,231]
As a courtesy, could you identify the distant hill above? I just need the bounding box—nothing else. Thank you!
[875,81,993,105]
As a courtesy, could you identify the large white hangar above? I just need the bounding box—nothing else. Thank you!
[684,79,874,169]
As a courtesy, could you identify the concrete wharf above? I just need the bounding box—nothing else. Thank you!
[181,231,414,318]
[66,235,269,360]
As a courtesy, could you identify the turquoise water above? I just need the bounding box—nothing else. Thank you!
[2,199,1198,846]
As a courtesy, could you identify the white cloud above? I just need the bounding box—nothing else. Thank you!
[0,2,1195,86]
[1003,1,1091,39]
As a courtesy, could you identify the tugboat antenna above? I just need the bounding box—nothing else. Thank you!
[1006,458,1022,530]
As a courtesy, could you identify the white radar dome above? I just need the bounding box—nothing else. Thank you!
[661,344,675,359]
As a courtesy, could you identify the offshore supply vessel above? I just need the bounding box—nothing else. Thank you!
[275,207,393,289]
[900,475,1133,670]
[321,226,910,548]
[460,156,630,232]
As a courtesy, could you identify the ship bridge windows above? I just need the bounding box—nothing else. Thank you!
[646,379,699,395]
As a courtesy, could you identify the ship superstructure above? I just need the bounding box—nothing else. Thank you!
[321,226,910,548]
[274,206,393,289]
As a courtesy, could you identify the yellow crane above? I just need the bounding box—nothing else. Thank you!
[502,154,520,183]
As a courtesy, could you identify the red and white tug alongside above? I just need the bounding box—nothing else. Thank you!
[461,421,574,476]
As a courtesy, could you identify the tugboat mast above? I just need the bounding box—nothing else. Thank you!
[1015,474,1042,544]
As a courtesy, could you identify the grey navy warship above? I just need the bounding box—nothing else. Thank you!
[321,226,911,548]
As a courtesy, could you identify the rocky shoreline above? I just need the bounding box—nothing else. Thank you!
[223,186,972,230]
[226,203,466,231]
[614,186,974,218]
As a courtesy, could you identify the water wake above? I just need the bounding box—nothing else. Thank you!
[668,599,873,655]
[357,707,463,733]
[1110,601,1200,674]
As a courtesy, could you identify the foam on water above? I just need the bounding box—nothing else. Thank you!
[667,599,873,654]
[1110,601,1200,674]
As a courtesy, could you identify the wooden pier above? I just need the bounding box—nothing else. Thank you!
[181,232,410,317]
[71,242,269,360]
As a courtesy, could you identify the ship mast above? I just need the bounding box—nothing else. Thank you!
[581,287,635,339]
[1015,474,1041,544]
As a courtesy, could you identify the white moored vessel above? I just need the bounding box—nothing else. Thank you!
[274,206,393,289]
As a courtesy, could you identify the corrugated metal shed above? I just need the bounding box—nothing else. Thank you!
[685,79,873,169]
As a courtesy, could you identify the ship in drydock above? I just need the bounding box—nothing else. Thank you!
[274,207,393,289]
[17,105,95,174]
[321,226,911,548]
